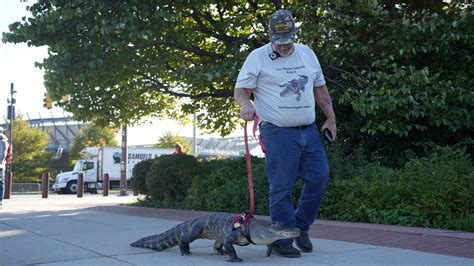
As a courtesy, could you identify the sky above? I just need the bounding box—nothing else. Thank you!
[0,0,239,145]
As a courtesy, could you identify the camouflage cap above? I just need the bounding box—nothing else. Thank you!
[268,9,296,45]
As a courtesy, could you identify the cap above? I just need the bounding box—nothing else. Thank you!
[269,9,296,45]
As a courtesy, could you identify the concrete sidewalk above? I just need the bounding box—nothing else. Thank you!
[1,194,473,265]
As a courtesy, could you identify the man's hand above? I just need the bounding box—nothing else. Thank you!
[239,103,256,121]
[234,88,255,121]
[322,117,337,141]
[314,85,337,141]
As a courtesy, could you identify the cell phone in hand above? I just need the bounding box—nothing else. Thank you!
[323,128,334,144]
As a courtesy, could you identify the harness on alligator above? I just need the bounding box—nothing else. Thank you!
[232,115,266,246]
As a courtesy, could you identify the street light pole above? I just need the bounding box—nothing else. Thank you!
[192,113,197,157]
[119,125,128,196]
[8,83,15,159]
[4,83,16,199]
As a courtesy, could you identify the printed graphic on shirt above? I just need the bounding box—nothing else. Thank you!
[279,75,308,101]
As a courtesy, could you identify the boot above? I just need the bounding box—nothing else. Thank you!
[270,242,301,258]
[295,231,313,253]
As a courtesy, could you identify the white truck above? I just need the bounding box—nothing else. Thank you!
[52,146,174,194]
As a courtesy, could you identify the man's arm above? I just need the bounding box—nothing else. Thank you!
[314,84,337,140]
[234,88,255,121]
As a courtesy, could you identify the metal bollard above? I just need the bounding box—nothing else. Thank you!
[77,173,84,198]
[41,172,49,198]
[4,171,12,199]
[103,173,109,197]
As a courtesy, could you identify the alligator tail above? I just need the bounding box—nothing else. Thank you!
[130,223,185,251]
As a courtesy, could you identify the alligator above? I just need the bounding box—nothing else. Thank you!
[130,213,300,262]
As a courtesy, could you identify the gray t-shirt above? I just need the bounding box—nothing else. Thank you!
[235,43,325,127]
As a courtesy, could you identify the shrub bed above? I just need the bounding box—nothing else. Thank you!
[132,147,473,232]
[320,147,473,231]
[145,154,202,202]
[131,159,154,195]
[184,157,269,214]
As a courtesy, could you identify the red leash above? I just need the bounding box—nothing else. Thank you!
[244,120,255,219]
[252,115,266,154]
[233,116,267,234]
[232,119,257,231]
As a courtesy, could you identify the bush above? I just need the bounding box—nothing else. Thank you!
[320,147,474,231]
[184,156,306,215]
[131,159,154,195]
[324,140,371,180]
[184,157,269,214]
[145,154,202,202]
[132,146,473,232]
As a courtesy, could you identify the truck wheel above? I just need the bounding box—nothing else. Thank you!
[90,188,98,194]
[66,181,78,194]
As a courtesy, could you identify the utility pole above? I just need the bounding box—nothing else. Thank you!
[192,113,197,157]
[119,125,128,196]
[4,83,16,199]
[8,83,15,154]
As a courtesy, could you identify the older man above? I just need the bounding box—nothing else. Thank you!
[234,9,337,258]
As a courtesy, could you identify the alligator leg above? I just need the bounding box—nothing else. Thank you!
[266,244,273,257]
[178,222,204,256]
[224,231,243,263]
[213,240,226,255]
[178,242,191,255]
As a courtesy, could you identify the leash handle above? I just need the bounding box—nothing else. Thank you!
[244,120,255,220]
[253,115,266,153]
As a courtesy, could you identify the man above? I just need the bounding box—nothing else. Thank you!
[0,127,9,207]
[234,9,337,258]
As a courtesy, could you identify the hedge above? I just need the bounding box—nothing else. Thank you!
[133,147,473,232]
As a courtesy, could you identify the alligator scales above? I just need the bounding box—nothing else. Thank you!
[130,213,300,262]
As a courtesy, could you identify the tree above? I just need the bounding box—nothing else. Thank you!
[155,131,192,154]
[295,1,473,164]
[6,114,51,183]
[69,124,119,162]
[2,0,281,135]
[3,1,472,164]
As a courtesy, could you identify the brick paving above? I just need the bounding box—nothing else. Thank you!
[91,205,474,259]
[309,224,474,258]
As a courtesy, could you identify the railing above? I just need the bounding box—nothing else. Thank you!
[12,183,41,193]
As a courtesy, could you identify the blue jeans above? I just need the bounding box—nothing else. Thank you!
[260,122,329,243]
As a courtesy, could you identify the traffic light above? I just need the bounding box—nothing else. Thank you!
[7,105,15,119]
[42,92,53,109]
[42,93,47,107]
